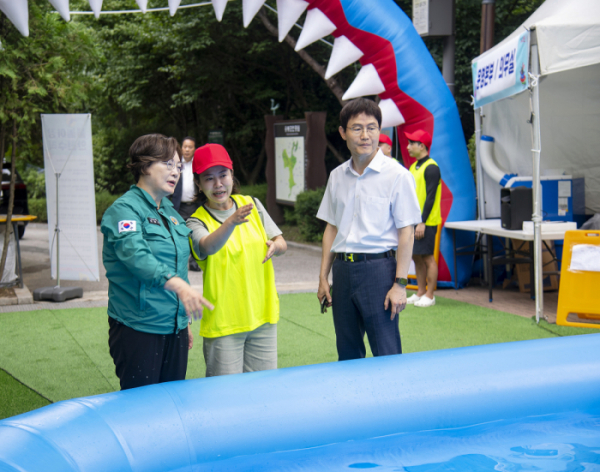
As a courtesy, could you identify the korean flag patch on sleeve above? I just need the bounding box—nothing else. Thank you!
[118,220,137,233]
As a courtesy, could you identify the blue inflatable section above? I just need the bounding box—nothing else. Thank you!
[341,0,477,287]
[1,335,599,470]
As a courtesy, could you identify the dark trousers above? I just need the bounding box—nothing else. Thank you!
[108,317,189,390]
[331,256,401,361]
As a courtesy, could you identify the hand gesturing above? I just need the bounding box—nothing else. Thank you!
[228,203,253,226]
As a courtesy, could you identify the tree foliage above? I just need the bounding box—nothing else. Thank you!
[0,3,98,278]
[79,0,355,194]
[1,0,546,196]
[0,2,99,164]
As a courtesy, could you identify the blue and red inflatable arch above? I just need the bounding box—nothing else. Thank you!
[310,0,476,286]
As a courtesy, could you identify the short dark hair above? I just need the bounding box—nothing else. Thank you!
[127,134,182,182]
[182,136,196,145]
[339,98,382,130]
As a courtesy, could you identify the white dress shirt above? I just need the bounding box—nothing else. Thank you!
[181,159,196,203]
[317,150,422,254]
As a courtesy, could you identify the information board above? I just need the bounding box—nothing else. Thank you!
[41,114,100,281]
[274,121,306,204]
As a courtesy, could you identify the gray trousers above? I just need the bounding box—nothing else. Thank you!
[202,323,277,377]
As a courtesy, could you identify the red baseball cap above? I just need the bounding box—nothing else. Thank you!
[378,134,392,146]
[192,143,233,175]
[404,130,432,150]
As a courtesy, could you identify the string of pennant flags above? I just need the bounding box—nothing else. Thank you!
[0,0,407,129]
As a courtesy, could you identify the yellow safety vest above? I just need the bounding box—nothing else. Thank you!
[189,195,279,338]
[409,157,442,226]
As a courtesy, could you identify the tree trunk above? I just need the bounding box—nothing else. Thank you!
[0,124,5,165]
[247,140,267,185]
[0,120,17,283]
[257,8,347,106]
[228,146,249,182]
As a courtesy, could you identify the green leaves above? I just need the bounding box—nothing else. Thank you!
[0,1,101,165]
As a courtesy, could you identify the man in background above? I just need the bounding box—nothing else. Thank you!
[172,137,198,220]
[405,130,441,308]
[172,136,201,271]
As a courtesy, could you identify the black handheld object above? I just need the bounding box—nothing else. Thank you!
[320,286,332,314]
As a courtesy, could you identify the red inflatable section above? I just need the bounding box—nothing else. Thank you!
[307,0,453,282]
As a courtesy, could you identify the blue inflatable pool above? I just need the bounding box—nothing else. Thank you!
[1,334,599,471]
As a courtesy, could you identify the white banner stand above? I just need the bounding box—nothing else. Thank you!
[35,114,99,302]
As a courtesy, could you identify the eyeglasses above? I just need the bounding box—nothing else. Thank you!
[346,126,380,136]
[162,159,182,173]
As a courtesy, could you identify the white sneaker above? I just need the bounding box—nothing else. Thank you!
[406,294,421,305]
[414,296,435,307]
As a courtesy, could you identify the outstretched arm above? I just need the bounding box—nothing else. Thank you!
[263,235,287,264]
[196,203,253,256]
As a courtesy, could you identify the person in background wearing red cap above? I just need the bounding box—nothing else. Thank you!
[187,144,287,377]
[405,130,442,308]
[378,133,393,158]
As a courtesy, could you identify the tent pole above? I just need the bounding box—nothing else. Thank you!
[529,42,543,323]
[474,108,486,220]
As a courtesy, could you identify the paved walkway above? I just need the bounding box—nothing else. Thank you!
[0,223,559,322]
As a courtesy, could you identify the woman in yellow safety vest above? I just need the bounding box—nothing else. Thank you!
[187,144,287,377]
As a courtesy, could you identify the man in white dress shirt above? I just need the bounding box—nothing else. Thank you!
[172,136,199,220]
[172,136,201,271]
[317,98,422,361]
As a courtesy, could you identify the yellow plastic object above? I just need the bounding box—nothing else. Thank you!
[407,223,442,292]
[0,214,37,223]
[556,230,600,329]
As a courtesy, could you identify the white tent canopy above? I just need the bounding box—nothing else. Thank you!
[501,0,600,76]
[472,0,600,323]
[475,0,600,219]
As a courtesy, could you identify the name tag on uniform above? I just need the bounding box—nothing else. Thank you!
[147,217,160,226]
[118,220,137,233]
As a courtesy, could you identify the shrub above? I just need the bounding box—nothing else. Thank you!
[29,198,48,222]
[283,206,297,225]
[27,191,121,225]
[295,187,326,242]
[239,183,267,205]
[23,167,46,200]
[95,191,121,224]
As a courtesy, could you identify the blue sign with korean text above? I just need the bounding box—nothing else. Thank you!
[472,31,530,109]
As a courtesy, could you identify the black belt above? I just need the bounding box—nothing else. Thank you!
[336,250,395,262]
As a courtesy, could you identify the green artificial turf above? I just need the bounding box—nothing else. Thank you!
[0,369,50,418]
[0,293,594,419]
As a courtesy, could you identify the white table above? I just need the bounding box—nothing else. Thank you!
[444,219,576,301]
